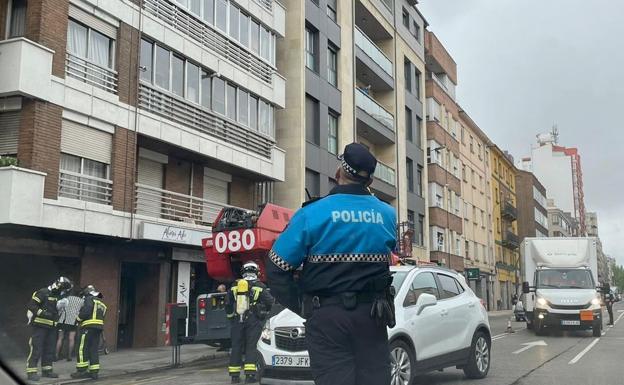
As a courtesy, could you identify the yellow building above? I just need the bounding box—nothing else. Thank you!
[489,145,519,310]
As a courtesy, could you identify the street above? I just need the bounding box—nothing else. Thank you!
[69,303,624,385]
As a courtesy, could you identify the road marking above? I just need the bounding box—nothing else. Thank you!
[512,340,547,354]
[568,338,600,365]
[615,310,624,325]
[131,375,178,385]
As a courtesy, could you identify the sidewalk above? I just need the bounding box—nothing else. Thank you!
[7,344,228,385]
[488,309,513,317]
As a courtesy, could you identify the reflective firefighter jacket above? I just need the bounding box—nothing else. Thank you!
[27,288,59,328]
[76,296,107,329]
[225,280,274,320]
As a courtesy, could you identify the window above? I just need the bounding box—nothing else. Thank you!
[258,100,271,136]
[437,274,463,299]
[305,27,318,72]
[226,84,237,120]
[250,20,260,54]
[405,107,413,142]
[238,90,249,126]
[59,153,109,204]
[212,77,226,115]
[260,27,271,61]
[201,70,211,108]
[8,0,27,38]
[404,272,439,306]
[239,12,249,47]
[155,45,171,90]
[412,20,420,41]
[414,68,421,99]
[415,117,422,148]
[404,59,412,92]
[418,215,424,246]
[171,55,185,96]
[190,0,201,15]
[402,8,409,28]
[229,5,240,41]
[327,0,337,21]
[140,39,153,82]
[202,0,214,24]
[67,20,113,69]
[186,62,200,103]
[305,169,320,197]
[327,44,338,86]
[249,96,258,130]
[436,231,444,251]
[215,0,227,31]
[305,96,320,145]
[406,158,414,192]
[328,113,338,155]
[416,165,423,196]
[465,240,470,258]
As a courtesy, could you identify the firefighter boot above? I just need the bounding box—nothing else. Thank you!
[70,371,91,379]
[90,372,99,380]
[42,371,59,378]
[245,374,258,383]
[231,375,241,384]
[27,373,40,381]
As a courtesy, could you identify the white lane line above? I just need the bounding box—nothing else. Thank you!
[568,338,600,365]
[614,310,624,325]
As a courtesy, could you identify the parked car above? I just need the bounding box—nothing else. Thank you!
[257,265,492,385]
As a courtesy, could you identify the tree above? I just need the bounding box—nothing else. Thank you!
[612,264,624,290]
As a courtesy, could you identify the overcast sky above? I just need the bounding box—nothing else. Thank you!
[418,0,624,266]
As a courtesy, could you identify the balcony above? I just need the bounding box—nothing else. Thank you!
[371,161,396,201]
[502,230,519,249]
[425,31,457,86]
[0,38,53,100]
[65,53,118,94]
[58,171,113,206]
[355,27,394,91]
[356,88,395,145]
[375,161,396,186]
[135,184,229,226]
[502,200,518,221]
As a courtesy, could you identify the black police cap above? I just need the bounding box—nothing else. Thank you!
[338,143,377,180]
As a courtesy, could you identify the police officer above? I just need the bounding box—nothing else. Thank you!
[26,276,73,381]
[226,262,274,383]
[71,286,107,380]
[267,143,397,385]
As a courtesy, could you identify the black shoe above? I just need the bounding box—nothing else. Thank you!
[90,372,99,380]
[27,373,40,381]
[245,374,257,383]
[42,372,59,378]
[231,376,241,384]
[71,371,91,379]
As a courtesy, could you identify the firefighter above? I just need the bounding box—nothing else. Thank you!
[267,143,397,385]
[71,286,107,380]
[26,276,73,381]
[226,262,274,384]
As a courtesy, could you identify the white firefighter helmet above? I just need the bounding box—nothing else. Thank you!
[241,261,260,281]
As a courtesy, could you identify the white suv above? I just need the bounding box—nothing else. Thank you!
[257,266,491,385]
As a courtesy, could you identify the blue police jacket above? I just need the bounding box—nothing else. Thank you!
[266,183,397,313]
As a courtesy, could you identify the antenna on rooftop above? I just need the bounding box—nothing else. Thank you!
[551,124,559,144]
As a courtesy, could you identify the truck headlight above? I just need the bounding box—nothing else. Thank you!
[591,297,601,306]
[260,321,271,345]
[536,297,548,307]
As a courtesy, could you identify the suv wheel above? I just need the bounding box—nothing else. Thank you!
[463,331,491,379]
[390,340,414,385]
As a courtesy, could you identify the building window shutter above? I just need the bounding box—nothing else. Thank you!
[68,5,117,39]
[0,111,20,155]
[61,120,112,164]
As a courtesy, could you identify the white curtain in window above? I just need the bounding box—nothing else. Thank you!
[67,21,88,57]
[82,158,108,203]
[89,30,111,68]
[9,0,27,37]
[59,154,82,200]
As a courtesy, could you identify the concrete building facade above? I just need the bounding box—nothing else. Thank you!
[274,0,429,260]
[516,170,548,240]
[0,0,286,353]
[547,199,576,237]
[586,212,608,283]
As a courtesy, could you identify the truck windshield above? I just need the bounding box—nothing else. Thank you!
[536,269,594,289]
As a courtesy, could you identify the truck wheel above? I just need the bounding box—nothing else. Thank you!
[593,321,602,337]
[463,331,491,379]
[534,316,545,336]
[526,319,533,330]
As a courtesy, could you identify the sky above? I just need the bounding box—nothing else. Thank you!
[418,0,624,266]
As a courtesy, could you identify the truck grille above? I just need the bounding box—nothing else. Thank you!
[549,303,590,310]
[274,328,307,352]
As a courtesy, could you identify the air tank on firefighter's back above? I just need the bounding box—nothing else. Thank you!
[202,204,294,283]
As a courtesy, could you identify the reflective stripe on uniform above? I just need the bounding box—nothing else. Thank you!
[81,319,104,327]
[244,363,257,372]
[26,368,38,373]
[33,317,55,326]
[228,366,241,373]
[42,366,53,371]
[26,338,36,373]
[77,333,88,368]
[88,364,100,371]
[226,313,236,318]
[31,292,41,303]
[252,287,262,301]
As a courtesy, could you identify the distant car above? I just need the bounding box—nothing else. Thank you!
[257,266,492,385]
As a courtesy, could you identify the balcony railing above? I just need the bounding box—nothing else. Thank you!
[255,0,272,12]
[65,53,118,94]
[58,170,113,205]
[135,183,229,226]
[143,0,273,85]
[502,230,520,249]
[356,88,394,130]
[502,200,518,221]
[355,27,393,76]
[138,83,274,158]
[375,161,396,186]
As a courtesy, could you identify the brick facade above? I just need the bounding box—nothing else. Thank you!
[17,100,62,199]
[165,157,191,194]
[111,126,137,212]
[117,22,140,107]
[428,163,461,195]
[426,120,460,156]
[429,206,463,234]
[191,163,204,198]
[230,176,254,209]
[25,0,69,78]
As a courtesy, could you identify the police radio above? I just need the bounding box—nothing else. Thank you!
[235,280,250,322]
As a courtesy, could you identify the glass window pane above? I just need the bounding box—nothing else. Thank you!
[8,0,27,37]
[438,274,461,299]
[226,84,236,120]
[328,114,338,154]
[190,0,200,15]
[238,90,248,125]
[60,153,82,172]
[327,46,337,86]
[140,39,153,82]
[239,13,249,47]
[259,100,270,135]
[83,158,107,179]
[67,20,88,57]
[88,30,111,68]
[155,45,170,90]
[250,21,260,54]
[212,77,226,115]
[260,28,270,61]
[187,62,200,103]
[215,0,227,32]
[201,70,211,108]
[175,0,188,8]
[249,96,258,130]
[171,55,185,96]
[202,0,214,24]
[229,5,239,41]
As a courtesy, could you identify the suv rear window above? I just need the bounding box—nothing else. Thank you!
[437,274,464,299]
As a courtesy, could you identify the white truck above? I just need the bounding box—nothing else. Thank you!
[521,237,604,337]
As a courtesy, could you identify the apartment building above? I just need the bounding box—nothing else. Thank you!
[0,0,286,352]
[274,0,429,260]
[423,31,464,270]
[586,212,609,282]
[515,170,548,240]
[547,199,577,237]
[458,110,495,309]
[490,145,519,310]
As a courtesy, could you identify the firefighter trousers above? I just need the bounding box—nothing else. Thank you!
[229,316,263,377]
[26,326,57,374]
[76,328,102,373]
[305,302,391,385]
